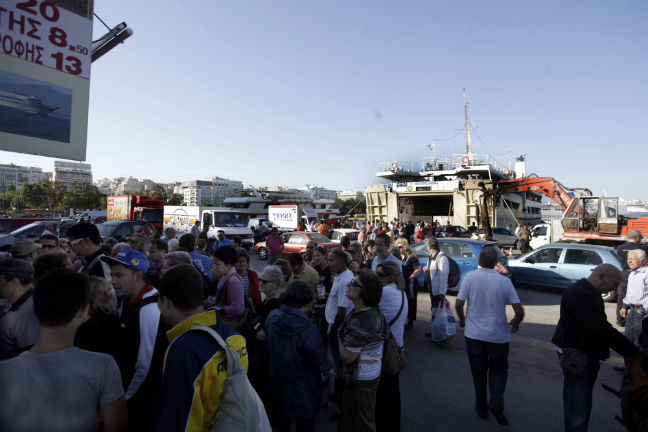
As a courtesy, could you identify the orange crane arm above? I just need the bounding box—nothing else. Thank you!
[488,177,591,210]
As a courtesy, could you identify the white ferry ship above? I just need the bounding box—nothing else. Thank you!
[223,187,341,222]
[0,90,58,115]
[366,94,542,229]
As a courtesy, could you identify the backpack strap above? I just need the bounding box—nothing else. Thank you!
[190,325,244,375]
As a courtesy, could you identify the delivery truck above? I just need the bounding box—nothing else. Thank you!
[107,195,164,230]
[268,204,319,230]
[163,206,254,249]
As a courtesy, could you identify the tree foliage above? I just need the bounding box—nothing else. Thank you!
[11,180,105,211]
[166,193,184,205]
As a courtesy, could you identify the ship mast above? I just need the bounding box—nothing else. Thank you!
[463,88,472,158]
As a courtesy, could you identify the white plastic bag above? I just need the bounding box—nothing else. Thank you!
[431,299,456,342]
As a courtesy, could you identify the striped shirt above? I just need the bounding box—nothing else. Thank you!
[623,264,648,310]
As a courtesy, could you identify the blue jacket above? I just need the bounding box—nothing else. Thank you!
[265,304,325,420]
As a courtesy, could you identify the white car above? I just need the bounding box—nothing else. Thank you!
[330,229,360,245]
[490,227,518,248]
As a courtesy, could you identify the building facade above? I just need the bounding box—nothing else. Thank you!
[0,164,43,190]
[53,161,92,187]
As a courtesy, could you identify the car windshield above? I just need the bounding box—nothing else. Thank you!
[10,222,44,236]
[211,212,245,227]
[96,223,119,238]
[140,209,163,223]
[307,232,332,243]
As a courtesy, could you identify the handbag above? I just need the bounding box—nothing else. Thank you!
[382,291,407,375]
[559,347,592,376]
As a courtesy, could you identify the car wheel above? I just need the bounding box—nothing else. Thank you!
[257,247,268,261]
[601,290,617,303]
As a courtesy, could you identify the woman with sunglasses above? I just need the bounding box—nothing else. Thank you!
[375,261,408,432]
[394,238,421,330]
[247,265,285,424]
[338,269,390,432]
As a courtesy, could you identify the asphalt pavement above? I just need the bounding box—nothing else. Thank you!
[248,254,628,432]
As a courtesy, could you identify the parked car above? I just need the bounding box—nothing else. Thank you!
[410,238,508,291]
[436,225,470,238]
[255,231,335,261]
[330,229,360,245]
[489,227,519,248]
[95,221,155,241]
[507,243,621,302]
[0,221,75,251]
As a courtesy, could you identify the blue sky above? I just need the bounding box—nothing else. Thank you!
[2,1,646,199]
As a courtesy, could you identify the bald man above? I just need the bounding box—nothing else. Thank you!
[552,264,640,432]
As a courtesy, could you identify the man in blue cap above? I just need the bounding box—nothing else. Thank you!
[101,249,169,431]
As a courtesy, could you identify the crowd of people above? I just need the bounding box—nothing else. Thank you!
[0,217,646,432]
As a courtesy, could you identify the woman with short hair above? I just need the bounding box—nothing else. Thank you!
[338,269,390,432]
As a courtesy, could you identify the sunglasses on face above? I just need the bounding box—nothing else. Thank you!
[69,237,86,246]
[40,244,57,249]
[260,279,277,285]
[376,272,388,277]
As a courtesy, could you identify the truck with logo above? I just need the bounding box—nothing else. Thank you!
[268,204,319,231]
[107,195,164,230]
[163,206,254,249]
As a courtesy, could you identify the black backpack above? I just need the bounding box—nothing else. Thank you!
[436,252,461,288]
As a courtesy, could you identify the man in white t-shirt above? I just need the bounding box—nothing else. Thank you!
[371,233,403,273]
[0,269,127,432]
[325,248,354,366]
[455,247,524,426]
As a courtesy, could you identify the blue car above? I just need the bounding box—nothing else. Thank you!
[410,238,509,292]
[506,243,621,301]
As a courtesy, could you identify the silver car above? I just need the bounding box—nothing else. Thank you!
[507,243,621,302]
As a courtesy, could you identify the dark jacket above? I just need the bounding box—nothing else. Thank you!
[552,278,639,360]
[265,304,326,420]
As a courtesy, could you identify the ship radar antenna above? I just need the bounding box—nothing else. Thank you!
[463,88,472,159]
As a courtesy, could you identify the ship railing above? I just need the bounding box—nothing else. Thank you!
[378,153,511,176]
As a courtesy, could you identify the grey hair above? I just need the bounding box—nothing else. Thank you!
[377,261,405,291]
[164,251,193,267]
[261,265,284,284]
[424,236,439,251]
[628,249,647,261]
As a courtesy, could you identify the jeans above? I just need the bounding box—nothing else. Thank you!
[562,358,600,432]
[624,307,645,347]
[465,337,509,413]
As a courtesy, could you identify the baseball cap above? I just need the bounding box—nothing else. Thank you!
[100,249,150,273]
[628,230,643,239]
[0,258,34,282]
[10,241,42,258]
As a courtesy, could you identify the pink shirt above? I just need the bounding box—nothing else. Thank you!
[266,234,284,256]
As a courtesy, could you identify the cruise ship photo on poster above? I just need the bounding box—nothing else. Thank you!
[0,69,72,143]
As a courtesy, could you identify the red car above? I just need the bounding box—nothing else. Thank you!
[255,231,335,261]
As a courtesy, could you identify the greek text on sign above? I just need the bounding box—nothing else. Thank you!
[0,1,93,79]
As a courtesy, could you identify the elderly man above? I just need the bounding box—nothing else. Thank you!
[620,249,648,347]
[10,241,41,262]
[552,264,639,431]
[615,230,648,326]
